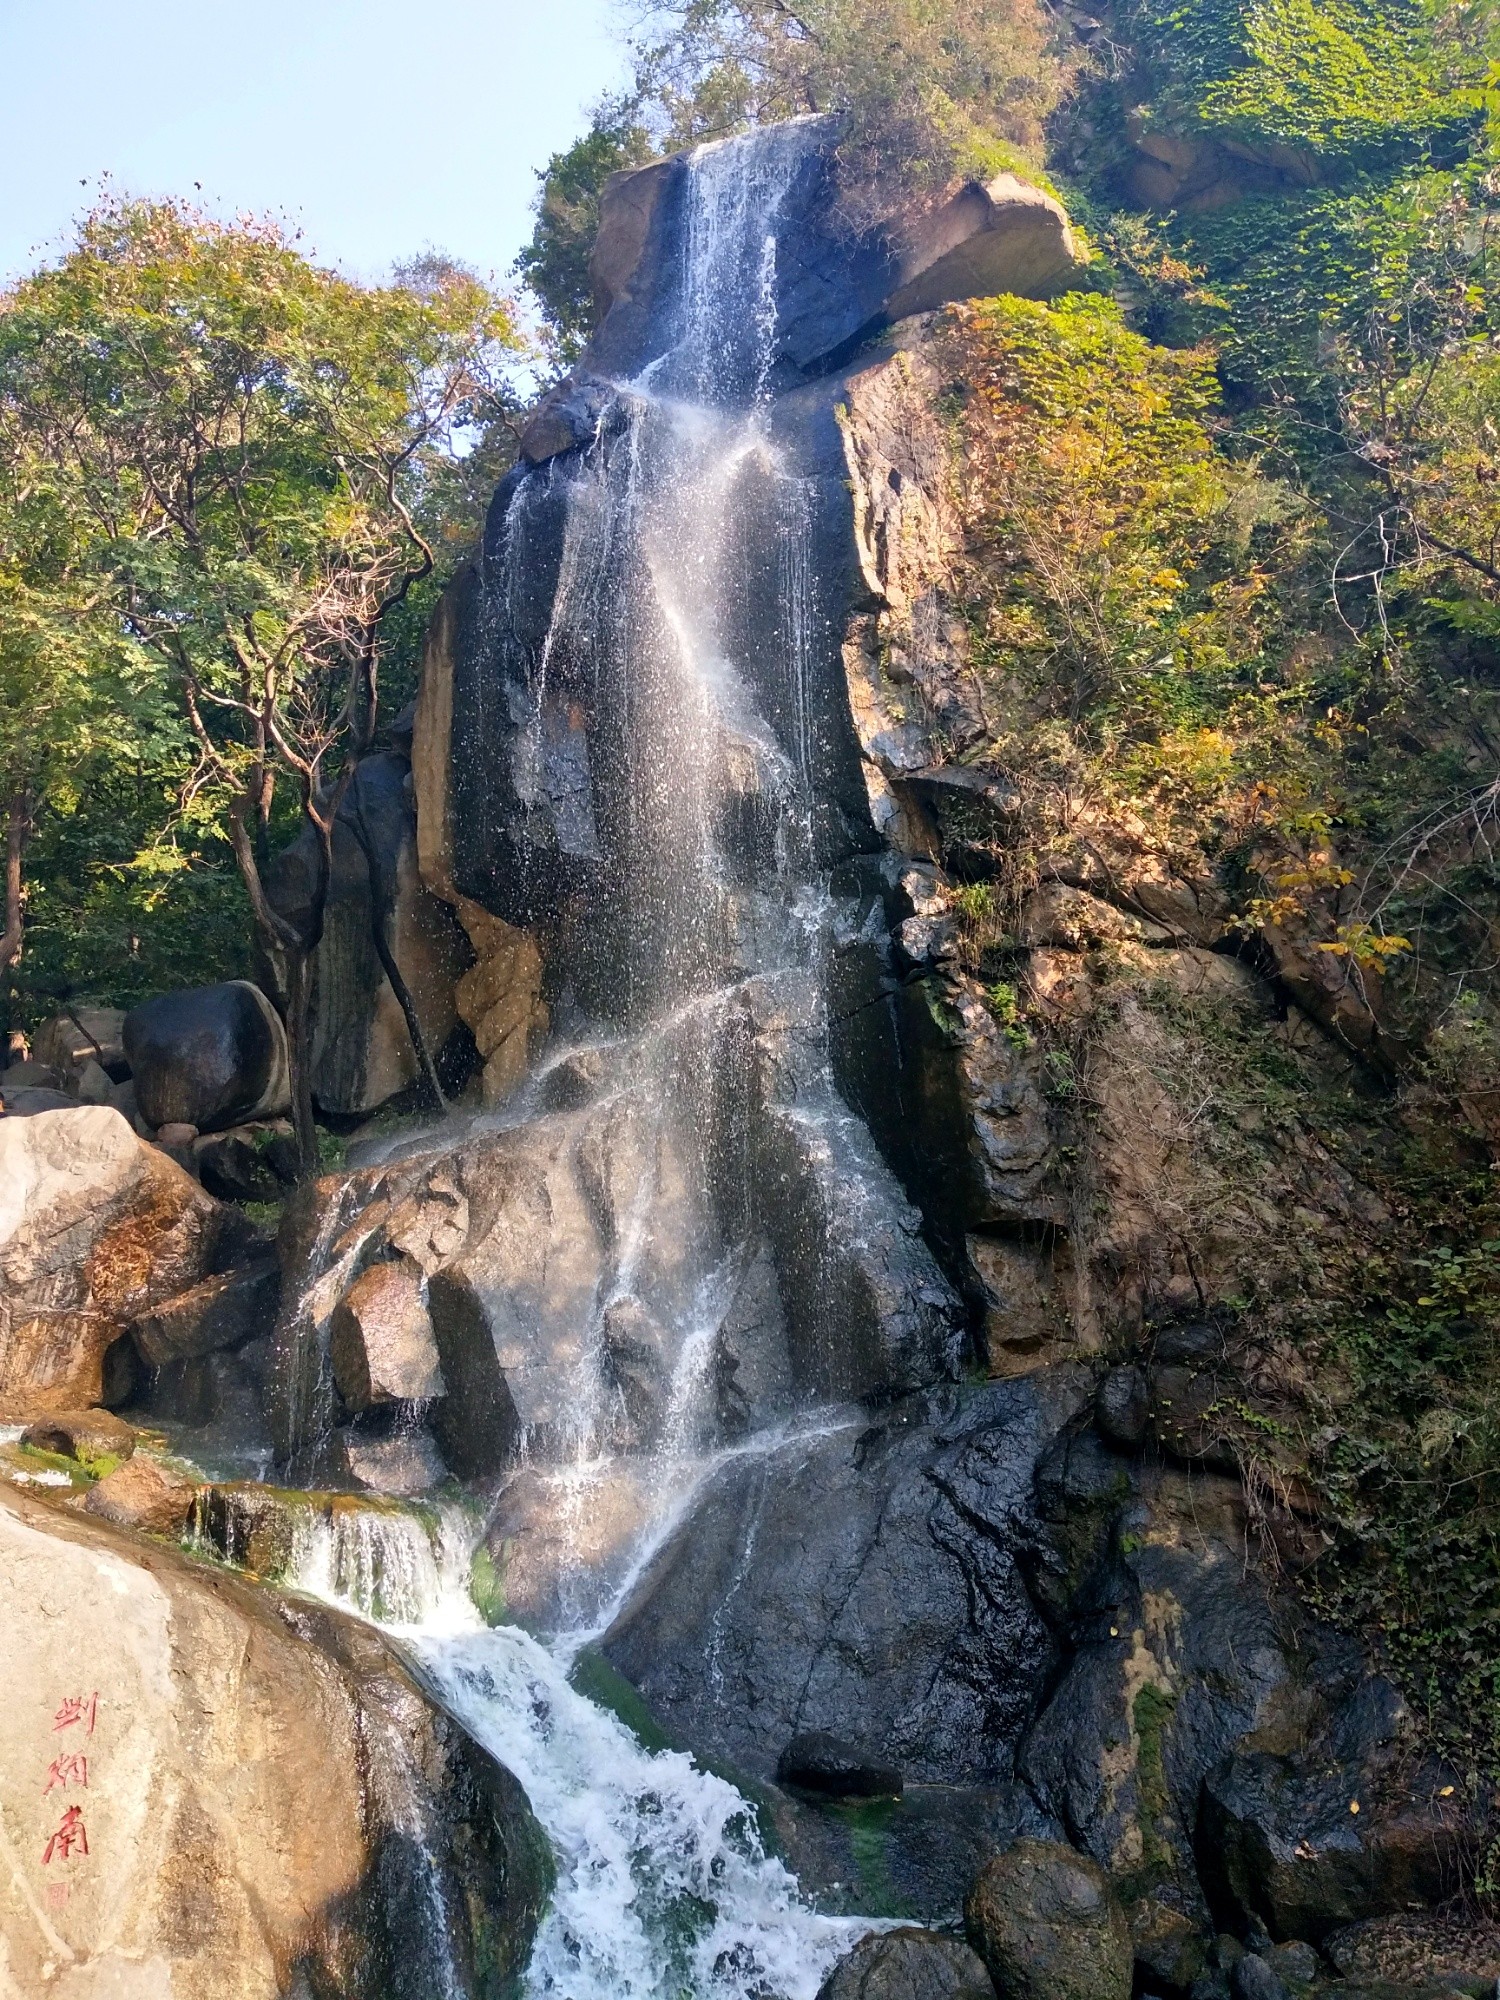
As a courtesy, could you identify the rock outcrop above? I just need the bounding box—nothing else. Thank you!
[0,1107,239,1418]
[266,752,471,1116]
[0,1484,549,2000]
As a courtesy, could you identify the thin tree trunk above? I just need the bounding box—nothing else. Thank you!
[348,797,446,1115]
[285,948,320,1176]
[228,790,330,1180]
[0,785,32,976]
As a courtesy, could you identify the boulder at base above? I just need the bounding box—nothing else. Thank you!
[0,1483,550,1999]
[816,1927,995,2000]
[124,981,290,1133]
[0,1107,236,1418]
[965,1840,1132,2000]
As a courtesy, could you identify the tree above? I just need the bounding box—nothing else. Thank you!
[0,198,523,1168]
[518,120,657,360]
[625,0,1070,199]
[0,434,174,1047]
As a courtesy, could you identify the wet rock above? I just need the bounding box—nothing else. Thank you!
[1263,1940,1319,1989]
[599,1293,671,1448]
[330,1258,445,1410]
[335,1427,449,1498]
[83,1453,200,1535]
[1095,1365,1150,1448]
[124,979,290,1132]
[0,1106,234,1418]
[1232,1955,1292,2000]
[1199,1744,1472,1942]
[964,1839,1132,2000]
[711,1240,795,1436]
[0,1483,549,1998]
[1018,1461,1301,1916]
[816,1927,994,2000]
[135,1341,273,1445]
[603,1377,1081,1785]
[266,752,470,1116]
[777,1731,904,1799]
[770,1777,1062,1926]
[483,1459,668,1633]
[20,1407,136,1471]
[195,1123,298,1202]
[129,1258,280,1368]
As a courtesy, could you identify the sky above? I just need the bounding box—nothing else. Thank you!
[0,0,630,289]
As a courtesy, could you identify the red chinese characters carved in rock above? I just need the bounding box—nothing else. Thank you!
[43,1752,88,1795]
[52,1692,98,1735]
[42,1805,89,1865]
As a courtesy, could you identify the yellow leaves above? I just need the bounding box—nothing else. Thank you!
[1315,923,1413,965]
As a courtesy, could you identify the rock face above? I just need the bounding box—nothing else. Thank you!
[329,1259,445,1410]
[124,980,290,1133]
[271,983,960,1481]
[602,1379,1076,1786]
[0,1485,549,2000]
[0,1107,237,1417]
[266,752,470,1116]
[965,1840,1132,2000]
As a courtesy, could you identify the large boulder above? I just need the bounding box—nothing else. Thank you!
[816,1928,995,2000]
[602,1377,1079,1786]
[0,1483,549,1999]
[0,1107,237,1418]
[964,1840,1132,2000]
[265,752,471,1116]
[124,980,290,1133]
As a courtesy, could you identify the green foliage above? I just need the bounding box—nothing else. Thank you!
[0,200,522,1066]
[1120,0,1484,159]
[517,118,657,358]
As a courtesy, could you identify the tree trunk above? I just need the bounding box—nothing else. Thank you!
[228,789,332,1181]
[0,785,32,976]
[285,947,320,1177]
[348,798,446,1115]
[1,786,33,1062]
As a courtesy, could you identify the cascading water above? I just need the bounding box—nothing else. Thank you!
[272,120,929,2000]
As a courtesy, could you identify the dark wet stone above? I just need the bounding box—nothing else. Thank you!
[1094,1365,1149,1448]
[965,1839,1132,2000]
[777,1731,903,1800]
[124,981,289,1133]
[816,1927,994,2000]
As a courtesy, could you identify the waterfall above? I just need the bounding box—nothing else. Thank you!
[269,118,949,1999]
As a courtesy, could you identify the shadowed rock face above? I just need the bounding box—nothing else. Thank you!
[0,1484,549,2000]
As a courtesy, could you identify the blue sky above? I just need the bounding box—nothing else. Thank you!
[0,0,629,288]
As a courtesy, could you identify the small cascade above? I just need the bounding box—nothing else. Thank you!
[280,1426,875,2000]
